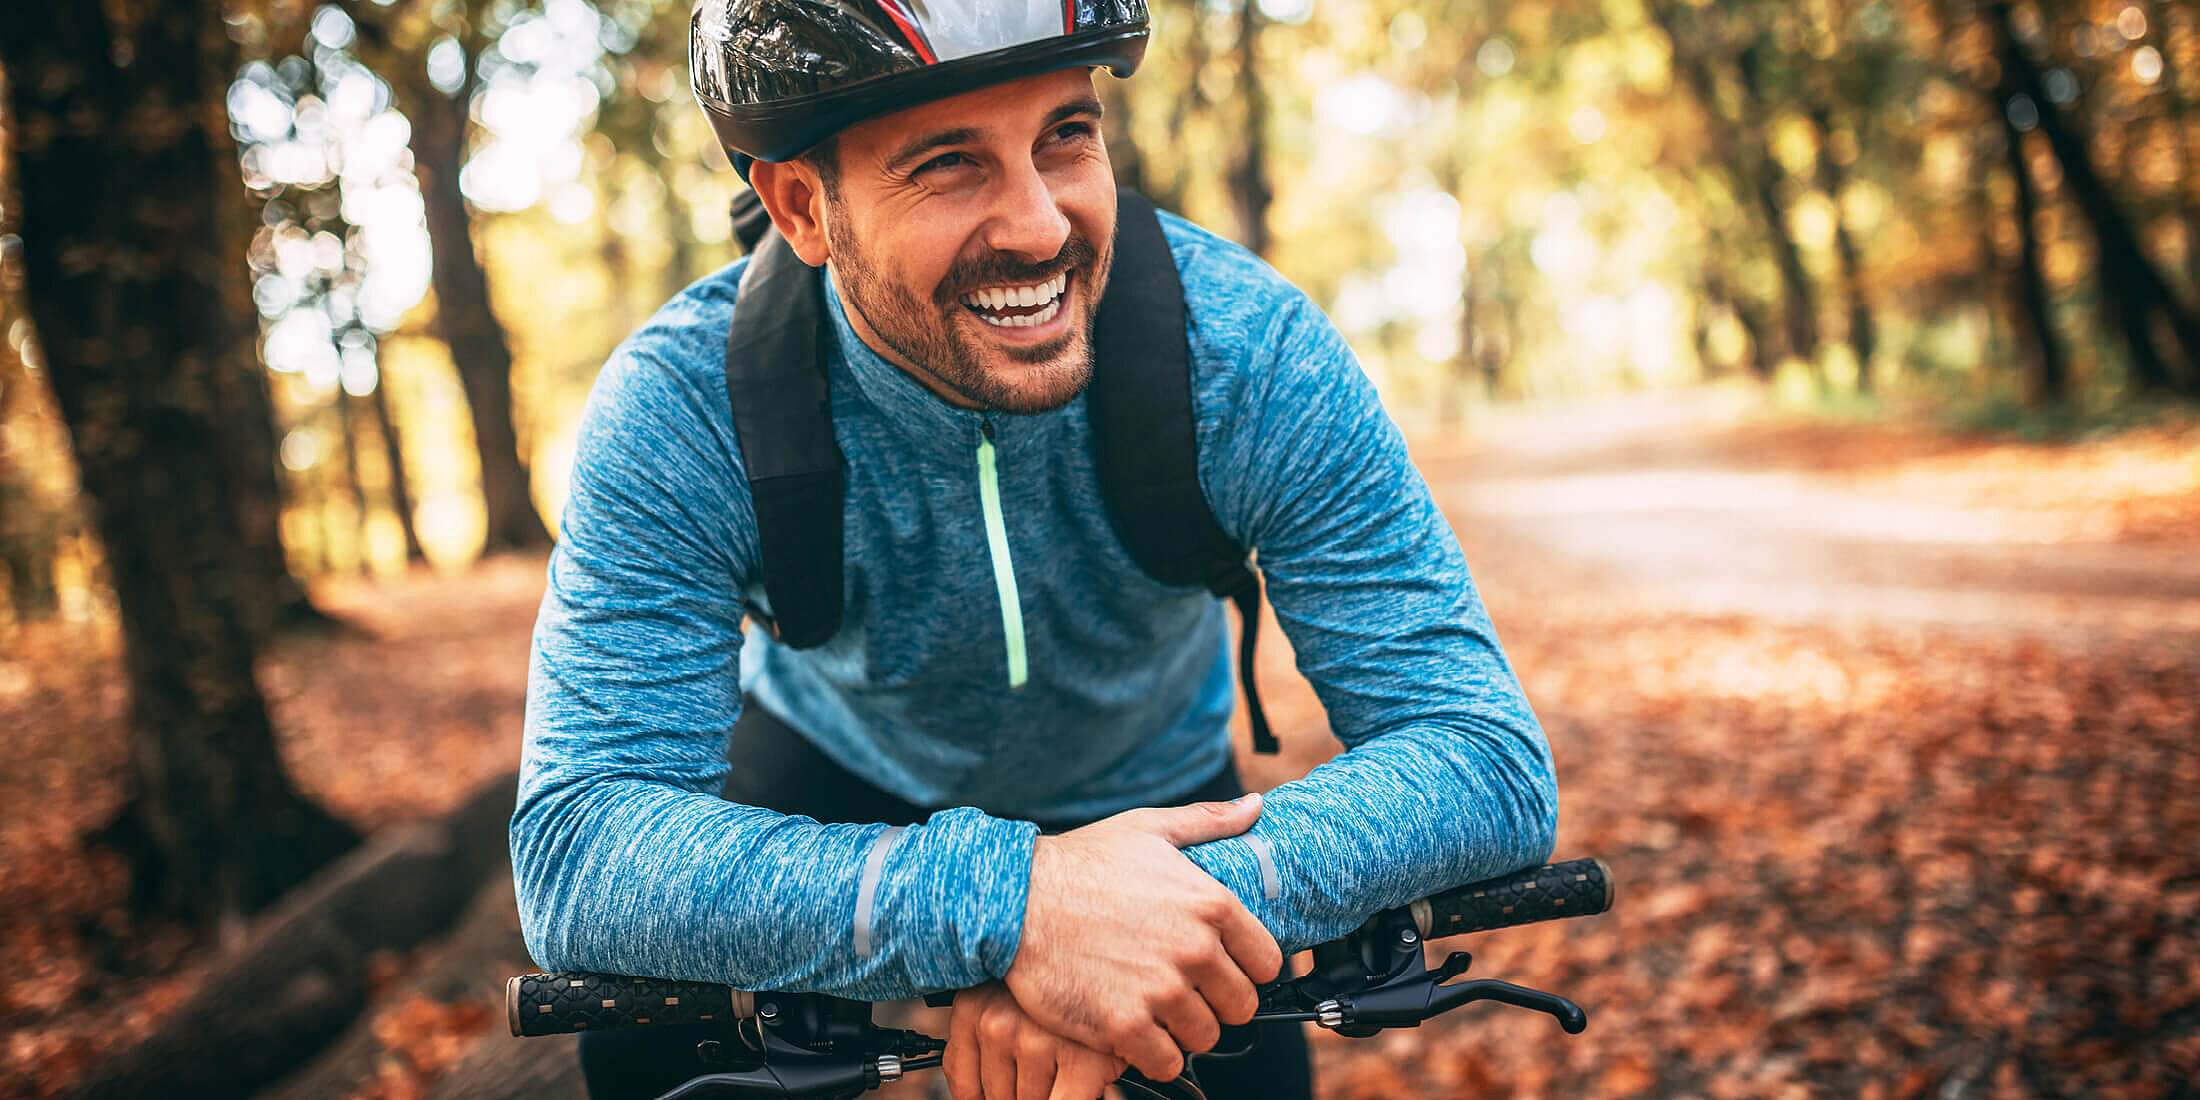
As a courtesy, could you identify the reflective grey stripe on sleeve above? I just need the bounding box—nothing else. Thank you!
[853,826,905,959]
[1242,833,1280,901]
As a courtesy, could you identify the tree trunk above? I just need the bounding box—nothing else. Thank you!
[1652,2,1822,370]
[1731,47,1820,366]
[402,59,551,552]
[2000,115,2071,405]
[367,364,428,564]
[1703,264,1777,380]
[333,392,374,574]
[214,337,333,633]
[663,181,701,302]
[0,469,62,619]
[0,0,360,930]
[1225,0,1273,258]
[1809,105,1877,388]
[2146,0,2200,295]
[0,346,63,619]
[1989,1,2200,394]
[1444,283,1477,427]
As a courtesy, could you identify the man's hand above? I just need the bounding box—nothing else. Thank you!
[946,982,1125,1100]
[1004,793,1282,1081]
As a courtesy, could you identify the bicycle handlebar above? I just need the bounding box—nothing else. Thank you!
[1413,857,1613,939]
[508,858,1614,1039]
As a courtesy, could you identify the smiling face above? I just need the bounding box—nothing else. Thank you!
[749,68,1117,413]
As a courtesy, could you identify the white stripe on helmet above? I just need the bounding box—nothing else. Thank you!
[907,0,1067,62]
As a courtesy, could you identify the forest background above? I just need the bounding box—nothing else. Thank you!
[2,0,2198,1096]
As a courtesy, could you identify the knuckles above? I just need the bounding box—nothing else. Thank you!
[977,1004,1022,1044]
[1100,1008,1146,1048]
[1015,1026,1057,1059]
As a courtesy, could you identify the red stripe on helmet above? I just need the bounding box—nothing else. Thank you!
[872,0,938,64]
[1063,0,1076,32]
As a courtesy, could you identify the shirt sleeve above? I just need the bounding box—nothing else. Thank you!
[510,287,1038,999]
[1172,242,1559,952]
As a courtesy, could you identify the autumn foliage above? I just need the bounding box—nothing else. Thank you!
[2,411,2197,1097]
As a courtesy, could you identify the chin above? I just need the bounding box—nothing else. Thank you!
[977,353,1094,414]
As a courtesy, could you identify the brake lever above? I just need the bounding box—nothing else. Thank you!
[1256,930,1590,1038]
[1332,973,1587,1035]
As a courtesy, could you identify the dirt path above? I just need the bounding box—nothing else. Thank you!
[1425,389,2200,651]
[1327,392,2200,1099]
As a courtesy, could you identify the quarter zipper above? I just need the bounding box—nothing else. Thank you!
[975,417,1029,688]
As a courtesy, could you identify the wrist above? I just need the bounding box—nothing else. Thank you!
[1006,833,1060,979]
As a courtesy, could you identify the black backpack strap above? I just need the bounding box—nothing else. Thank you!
[1090,189,1277,754]
[730,187,773,253]
[724,228,844,648]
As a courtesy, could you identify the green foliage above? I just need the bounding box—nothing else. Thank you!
[1938,383,2196,442]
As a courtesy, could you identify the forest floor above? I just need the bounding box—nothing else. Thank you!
[3,389,2198,1098]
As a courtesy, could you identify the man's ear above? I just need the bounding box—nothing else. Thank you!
[747,159,832,267]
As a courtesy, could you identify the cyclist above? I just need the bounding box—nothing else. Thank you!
[511,2,1558,1099]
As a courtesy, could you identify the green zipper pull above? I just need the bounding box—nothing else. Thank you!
[976,417,1029,689]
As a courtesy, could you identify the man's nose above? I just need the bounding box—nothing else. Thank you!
[980,158,1072,262]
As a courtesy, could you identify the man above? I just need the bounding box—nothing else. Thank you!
[511,2,1558,1099]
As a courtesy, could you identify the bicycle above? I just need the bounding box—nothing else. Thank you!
[506,858,1615,1099]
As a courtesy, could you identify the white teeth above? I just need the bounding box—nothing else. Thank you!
[975,298,1063,328]
[962,272,1070,324]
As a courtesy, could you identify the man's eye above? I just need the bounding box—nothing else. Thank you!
[915,152,970,176]
[1052,122,1095,143]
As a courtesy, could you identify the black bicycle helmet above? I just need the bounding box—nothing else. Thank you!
[691,0,1149,165]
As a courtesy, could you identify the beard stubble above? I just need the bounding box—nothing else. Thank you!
[826,205,1108,414]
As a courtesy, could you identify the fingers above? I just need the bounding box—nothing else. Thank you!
[1216,900,1285,985]
[1110,1011,1187,1082]
[1123,792,1261,848]
[981,999,1021,1100]
[1154,981,1222,1056]
[1191,955,1262,1028]
[946,995,981,1100]
[1014,1026,1060,1100]
[1050,1050,1127,1100]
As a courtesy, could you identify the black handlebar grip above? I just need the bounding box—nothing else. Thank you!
[1413,858,1614,938]
[507,972,749,1037]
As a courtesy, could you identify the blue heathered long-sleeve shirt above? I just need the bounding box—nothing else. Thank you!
[513,211,1557,1000]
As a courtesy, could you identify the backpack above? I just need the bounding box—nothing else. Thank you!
[722,188,1276,754]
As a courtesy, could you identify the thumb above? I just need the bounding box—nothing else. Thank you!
[1126,792,1263,848]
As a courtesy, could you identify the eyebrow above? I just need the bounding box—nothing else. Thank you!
[1043,95,1105,131]
[882,95,1106,173]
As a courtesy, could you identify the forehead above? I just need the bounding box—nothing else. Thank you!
[834,67,1100,159]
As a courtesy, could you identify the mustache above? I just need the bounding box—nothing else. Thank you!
[936,236,1101,305]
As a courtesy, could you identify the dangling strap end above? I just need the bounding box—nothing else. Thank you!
[1227,570,1279,755]
[1246,699,1279,756]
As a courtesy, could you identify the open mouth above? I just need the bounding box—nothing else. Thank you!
[959,271,1069,329]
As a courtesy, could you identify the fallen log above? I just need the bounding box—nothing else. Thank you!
[258,875,534,1100]
[423,1031,586,1100]
[62,774,519,1100]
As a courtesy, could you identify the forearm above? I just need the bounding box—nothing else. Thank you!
[513,758,1039,998]
[1182,717,1556,953]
